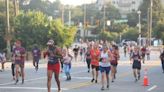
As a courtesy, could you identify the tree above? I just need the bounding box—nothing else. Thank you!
[122,27,139,41]
[127,12,138,27]
[0,0,14,50]
[20,0,61,18]
[99,31,118,41]
[14,11,50,50]
[14,11,77,50]
[153,21,164,41]
[139,0,164,25]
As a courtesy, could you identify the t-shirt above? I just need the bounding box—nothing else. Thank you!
[13,47,26,62]
[99,51,110,67]
[32,48,41,58]
[90,49,100,66]
[141,47,146,54]
[63,54,72,64]
[73,48,79,54]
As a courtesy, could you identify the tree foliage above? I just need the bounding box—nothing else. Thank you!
[14,11,77,50]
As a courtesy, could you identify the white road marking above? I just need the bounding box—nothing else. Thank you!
[147,85,157,91]
[0,77,46,86]
[0,71,86,86]
[63,76,92,80]
[0,86,68,90]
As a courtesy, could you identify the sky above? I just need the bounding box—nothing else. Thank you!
[49,0,97,6]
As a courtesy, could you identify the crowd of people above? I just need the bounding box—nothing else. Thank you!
[0,39,164,92]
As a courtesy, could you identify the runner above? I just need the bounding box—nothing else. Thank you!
[32,44,41,71]
[73,45,79,62]
[44,39,62,92]
[111,45,120,82]
[160,48,164,73]
[11,42,16,80]
[141,46,146,64]
[130,46,142,82]
[128,45,133,59]
[123,45,127,57]
[62,48,73,80]
[99,45,112,90]
[13,40,26,84]
[79,47,83,61]
[90,43,100,83]
[146,46,150,60]
[85,47,91,73]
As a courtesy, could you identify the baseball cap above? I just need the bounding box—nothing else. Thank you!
[47,39,54,45]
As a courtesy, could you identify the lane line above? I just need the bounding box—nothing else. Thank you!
[0,71,86,86]
[147,85,157,92]
[0,87,68,90]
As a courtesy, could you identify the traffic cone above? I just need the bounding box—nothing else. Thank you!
[143,69,149,86]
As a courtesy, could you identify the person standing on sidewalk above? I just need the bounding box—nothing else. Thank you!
[44,39,62,92]
[160,49,164,73]
[99,45,112,90]
[90,43,100,83]
[62,48,73,80]
[13,40,26,84]
[32,44,41,71]
[130,46,142,82]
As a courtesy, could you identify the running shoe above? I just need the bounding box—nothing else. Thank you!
[22,79,24,84]
[95,80,98,83]
[107,85,109,89]
[101,86,105,90]
[91,79,94,82]
[15,79,19,85]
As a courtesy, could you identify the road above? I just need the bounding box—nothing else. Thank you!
[0,49,164,92]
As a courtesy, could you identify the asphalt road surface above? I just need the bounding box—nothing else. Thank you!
[0,49,163,92]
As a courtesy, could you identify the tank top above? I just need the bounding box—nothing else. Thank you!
[99,51,110,67]
[132,52,140,61]
[47,47,59,64]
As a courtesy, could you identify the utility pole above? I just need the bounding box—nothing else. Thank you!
[83,0,86,41]
[61,5,65,24]
[103,5,106,31]
[137,10,141,47]
[147,8,150,46]
[6,0,11,61]
[149,0,153,46]
[68,6,71,27]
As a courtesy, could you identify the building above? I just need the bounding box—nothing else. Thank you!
[111,0,143,18]
[96,0,143,18]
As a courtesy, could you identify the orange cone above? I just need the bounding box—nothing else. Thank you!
[143,69,149,86]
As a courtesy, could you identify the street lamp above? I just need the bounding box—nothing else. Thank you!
[137,10,141,47]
